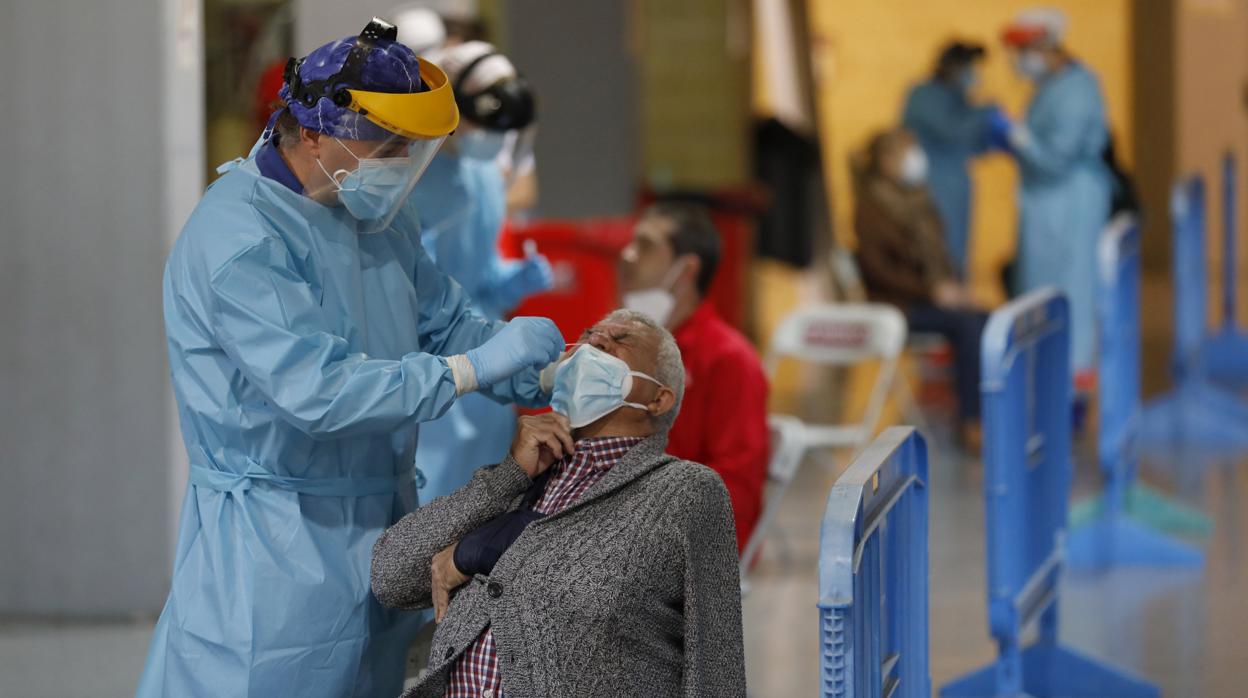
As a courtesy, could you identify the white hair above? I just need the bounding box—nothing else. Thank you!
[603,309,685,431]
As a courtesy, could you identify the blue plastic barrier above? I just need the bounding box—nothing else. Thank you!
[1204,151,1248,386]
[1138,175,1248,456]
[818,427,929,698]
[941,289,1158,698]
[1066,215,1207,569]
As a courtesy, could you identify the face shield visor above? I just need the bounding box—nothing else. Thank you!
[319,134,446,233]
[326,56,458,232]
[283,20,460,232]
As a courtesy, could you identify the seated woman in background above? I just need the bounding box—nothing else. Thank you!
[853,127,988,449]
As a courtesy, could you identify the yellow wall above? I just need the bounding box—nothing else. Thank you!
[806,0,1133,306]
[1175,0,1248,329]
[639,0,753,190]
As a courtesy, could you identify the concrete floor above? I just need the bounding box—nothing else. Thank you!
[2,418,1245,697]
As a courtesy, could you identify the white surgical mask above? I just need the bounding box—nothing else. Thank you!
[1014,51,1048,80]
[551,345,664,428]
[900,147,928,186]
[622,258,688,327]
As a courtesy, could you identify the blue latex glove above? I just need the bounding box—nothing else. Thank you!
[986,106,1015,151]
[466,317,564,388]
[496,254,555,310]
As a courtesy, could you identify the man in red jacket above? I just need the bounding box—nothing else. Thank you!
[618,202,769,552]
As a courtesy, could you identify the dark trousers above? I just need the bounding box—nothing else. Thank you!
[906,303,988,421]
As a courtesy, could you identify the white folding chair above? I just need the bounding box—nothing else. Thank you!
[829,245,868,302]
[740,304,908,593]
[830,245,936,431]
[764,303,908,454]
[739,415,806,592]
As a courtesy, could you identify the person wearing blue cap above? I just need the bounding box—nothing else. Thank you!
[135,18,564,698]
[901,41,999,278]
[408,41,554,503]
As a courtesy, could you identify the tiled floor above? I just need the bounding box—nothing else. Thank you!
[0,619,153,698]
[741,415,1248,697]
[2,420,1245,697]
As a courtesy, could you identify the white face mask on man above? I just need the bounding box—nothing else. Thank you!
[622,258,689,327]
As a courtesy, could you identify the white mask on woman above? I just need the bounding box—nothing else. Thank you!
[900,147,929,187]
[1014,50,1048,80]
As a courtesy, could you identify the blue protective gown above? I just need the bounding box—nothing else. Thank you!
[136,144,546,698]
[901,78,994,277]
[408,154,520,501]
[1013,62,1111,372]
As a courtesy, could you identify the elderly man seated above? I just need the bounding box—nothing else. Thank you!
[371,309,747,698]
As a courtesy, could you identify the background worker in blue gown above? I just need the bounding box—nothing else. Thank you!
[136,19,563,698]
[992,8,1111,377]
[409,40,555,501]
[901,41,998,278]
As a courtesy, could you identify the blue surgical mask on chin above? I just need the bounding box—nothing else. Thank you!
[317,138,416,234]
[551,345,664,428]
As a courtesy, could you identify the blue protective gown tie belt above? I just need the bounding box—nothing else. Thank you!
[188,462,419,497]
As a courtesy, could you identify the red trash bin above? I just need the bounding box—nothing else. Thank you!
[499,217,637,342]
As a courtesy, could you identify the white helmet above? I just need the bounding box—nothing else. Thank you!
[392,5,447,55]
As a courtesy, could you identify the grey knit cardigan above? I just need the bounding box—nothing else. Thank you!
[370,432,747,698]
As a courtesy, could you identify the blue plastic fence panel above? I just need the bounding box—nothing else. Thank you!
[1205,151,1248,387]
[1222,152,1236,328]
[942,289,1158,697]
[818,427,929,698]
[979,289,1072,648]
[1097,217,1142,490]
[1172,175,1208,374]
[1065,216,1205,569]
[1140,177,1248,455]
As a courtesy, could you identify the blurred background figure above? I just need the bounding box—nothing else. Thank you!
[853,128,986,448]
[393,4,448,55]
[901,41,998,278]
[994,7,1110,379]
[618,202,770,551]
[408,40,553,502]
[394,2,542,218]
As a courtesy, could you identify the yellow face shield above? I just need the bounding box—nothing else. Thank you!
[343,58,460,140]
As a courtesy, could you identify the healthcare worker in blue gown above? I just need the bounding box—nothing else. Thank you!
[902,41,998,278]
[136,20,564,698]
[409,41,554,501]
[993,8,1111,375]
